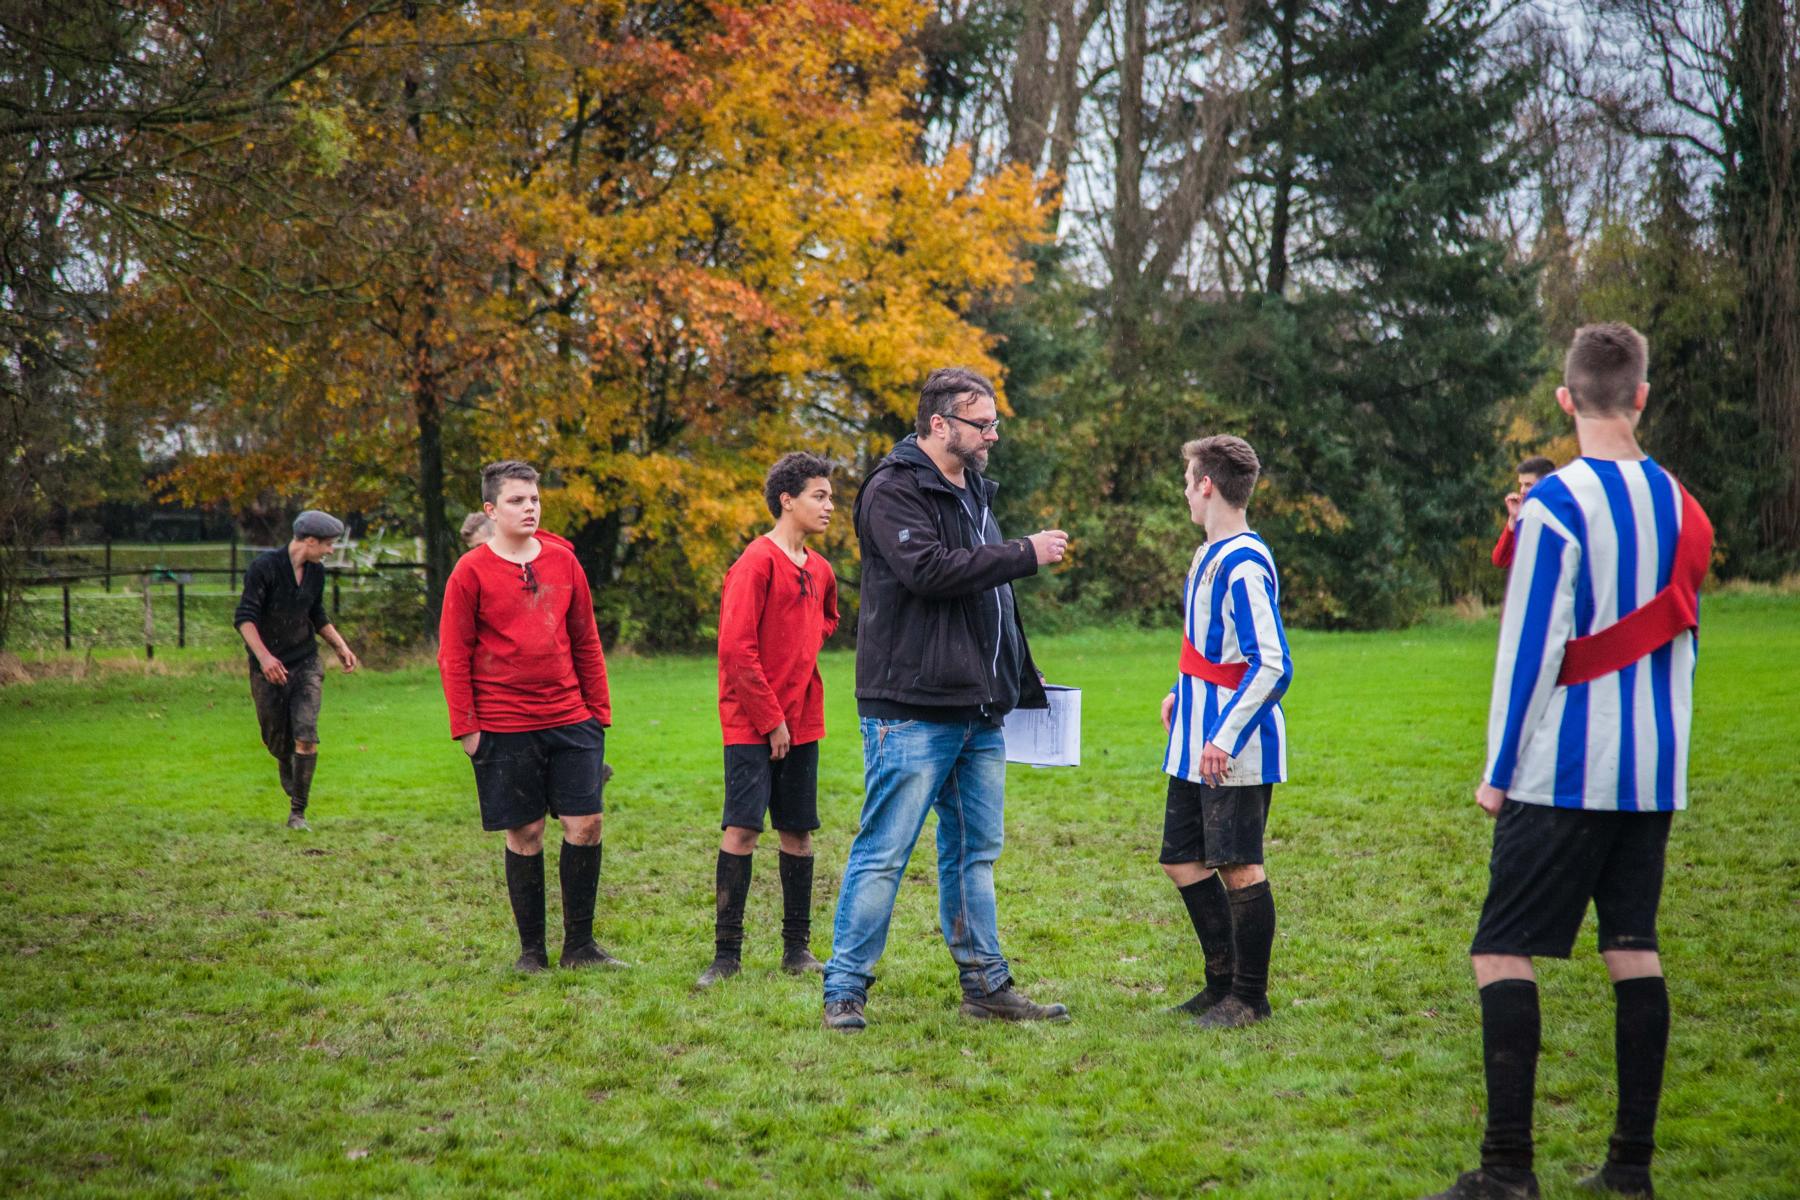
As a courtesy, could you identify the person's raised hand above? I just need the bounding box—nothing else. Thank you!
[1503,491,1522,524]
[1028,529,1070,566]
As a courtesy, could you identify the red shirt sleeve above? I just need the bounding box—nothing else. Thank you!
[1491,523,1517,568]
[718,545,785,736]
[820,558,840,642]
[437,562,481,739]
[562,549,611,727]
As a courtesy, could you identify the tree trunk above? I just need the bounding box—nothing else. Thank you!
[414,316,451,636]
[1266,0,1298,296]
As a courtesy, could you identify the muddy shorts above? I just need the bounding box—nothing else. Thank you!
[721,740,820,833]
[468,718,606,832]
[1471,800,1673,958]
[248,654,326,760]
[1159,777,1272,867]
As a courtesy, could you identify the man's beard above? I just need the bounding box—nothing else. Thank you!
[952,438,989,473]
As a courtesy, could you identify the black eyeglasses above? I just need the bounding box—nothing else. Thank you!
[944,413,1001,435]
[520,561,538,595]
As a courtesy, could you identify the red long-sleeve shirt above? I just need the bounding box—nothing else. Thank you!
[1492,522,1517,568]
[437,537,610,739]
[717,535,838,746]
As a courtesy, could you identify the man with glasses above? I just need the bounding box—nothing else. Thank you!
[822,367,1071,1031]
[438,460,622,973]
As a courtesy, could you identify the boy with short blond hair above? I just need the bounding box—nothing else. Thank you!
[1425,323,1712,1200]
[1158,434,1293,1030]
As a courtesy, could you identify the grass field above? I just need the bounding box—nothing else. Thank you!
[2,597,1796,1198]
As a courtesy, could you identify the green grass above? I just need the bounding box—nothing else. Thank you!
[2,597,1796,1198]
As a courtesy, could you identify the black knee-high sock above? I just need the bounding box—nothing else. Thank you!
[503,848,546,958]
[289,753,317,815]
[1178,873,1235,995]
[1478,978,1541,1179]
[1609,976,1670,1172]
[278,754,294,799]
[714,850,753,961]
[778,851,814,952]
[559,841,602,953]
[1226,880,1275,1006]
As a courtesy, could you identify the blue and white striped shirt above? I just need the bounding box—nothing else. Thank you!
[1485,456,1697,811]
[1164,532,1292,786]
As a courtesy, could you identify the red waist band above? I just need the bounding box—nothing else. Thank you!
[1179,637,1249,689]
[1557,483,1712,687]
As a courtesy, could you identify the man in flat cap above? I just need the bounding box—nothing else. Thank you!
[234,510,360,830]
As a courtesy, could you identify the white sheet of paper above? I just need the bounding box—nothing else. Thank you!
[1003,685,1081,767]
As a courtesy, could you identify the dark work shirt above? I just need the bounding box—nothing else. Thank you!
[233,550,328,667]
[857,475,1023,728]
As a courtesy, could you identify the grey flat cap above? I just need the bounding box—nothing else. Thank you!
[293,510,346,540]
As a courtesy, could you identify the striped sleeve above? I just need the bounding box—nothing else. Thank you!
[1484,504,1579,790]
[1207,561,1292,756]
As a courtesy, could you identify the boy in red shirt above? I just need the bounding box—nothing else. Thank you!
[1490,456,1555,568]
[696,452,840,987]
[438,460,622,973]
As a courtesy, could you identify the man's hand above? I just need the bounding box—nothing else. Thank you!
[258,655,289,686]
[1028,529,1070,566]
[1476,782,1506,817]
[769,720,792,761]
[1160,692,1176,733]
[461,731,481,757]
[1503,491,1522,527]
[1199,741,1230,787]
[335,644,360,673]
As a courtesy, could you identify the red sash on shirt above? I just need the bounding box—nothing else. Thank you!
[1179,636,1249,689]
[1556,483,1712,687]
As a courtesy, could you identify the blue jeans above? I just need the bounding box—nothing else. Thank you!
[823,717,1011,1004]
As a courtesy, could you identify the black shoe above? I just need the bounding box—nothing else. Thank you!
[1195,994,1272,1029]
[1171,985,1230,1016]
[286,812,311,832]
[1577,1166,1653,1198]
[695,956,741,988]
[1421,1169,1540,1200]
[560,941,629,969]
[959,983,1070,1022]
[823,999,866,1031]
[781,946,825,975]
[513,948,550,974]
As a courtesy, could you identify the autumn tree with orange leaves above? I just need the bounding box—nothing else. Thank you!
[100,0,1045,641]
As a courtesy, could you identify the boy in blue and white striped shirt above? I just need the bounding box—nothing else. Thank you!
[1428,324,1709,1200]
[1157,435,1293,1030]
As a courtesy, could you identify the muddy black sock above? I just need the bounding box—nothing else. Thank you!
[278,755,295,799]
[714,850,752,961]
[1608,976,1669,1173]
[778,851,814,953]
[289,753,317,815]
[504,848,546,960]
[1226,879,1275,1007]
[559,841,602,954]
[1178,873,1235,995]
[1478,978,1540,1181]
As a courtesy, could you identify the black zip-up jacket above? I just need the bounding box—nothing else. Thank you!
[853,435,1048,717]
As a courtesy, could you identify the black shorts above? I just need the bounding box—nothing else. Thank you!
[1159,777,1272,867]
[248,654,325,759]
[468,718,606,832]
[722,740,820,833]
[1470,800,1673,958]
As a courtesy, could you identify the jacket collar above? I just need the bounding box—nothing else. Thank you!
[884,433,998,502]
